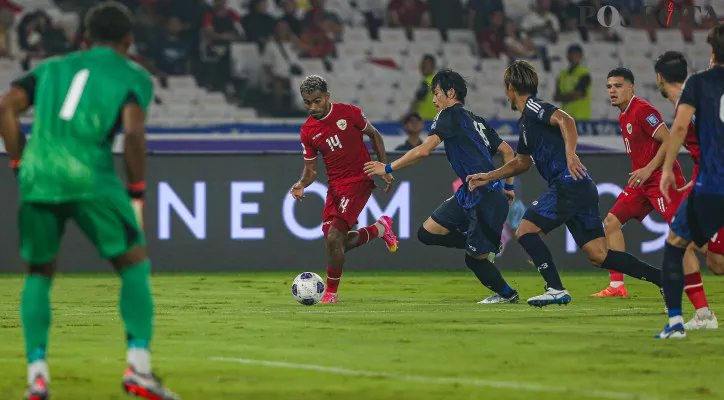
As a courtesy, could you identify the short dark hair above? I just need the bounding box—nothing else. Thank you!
[431,69,467,104]
[607,67,635,84]
[707,24,724,64]
[654,51,688,84]
[567,44,583,55]
[402,111,422,124]
[299,75,328,94]
[504,60,538,95]
[85,1,133,44]
[422,54,436,65]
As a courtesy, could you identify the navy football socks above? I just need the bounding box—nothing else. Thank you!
[464,254,513,297]
[661,243,686,318]
[517,233,565,290]
[601,250,662,286]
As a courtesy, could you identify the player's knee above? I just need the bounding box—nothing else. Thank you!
[707,254,724,275]
[603,214,621,235]
[111,245,147,271]
[666,231,689,248]
[325,226,346,249]
[585,244,608,267]
[417,226,437,245]
[27,261,57,278]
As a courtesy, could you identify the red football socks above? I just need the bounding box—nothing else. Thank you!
[326,266,343,293]
[684,272,709,310]
[355,224,380,246]
[609,270,624,285]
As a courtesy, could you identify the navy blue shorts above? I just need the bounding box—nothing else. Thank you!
[523,180,605,248]
[431,190,509,256]
[670,191,724,247]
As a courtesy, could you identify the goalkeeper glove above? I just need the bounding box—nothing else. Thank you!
[127,182,146,230]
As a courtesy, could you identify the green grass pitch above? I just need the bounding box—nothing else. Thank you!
[1,270,723,400]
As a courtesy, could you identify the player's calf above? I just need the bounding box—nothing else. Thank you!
[465,253,517,303]
[323,223,348,296]
[707,251,724,275]
[417,226,466,249]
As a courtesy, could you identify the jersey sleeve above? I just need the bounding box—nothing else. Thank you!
[635,102,665,138]
[429,108,456,141]
[11,72,38,107]
[300,127,317,161]
[129,71,155,114]
[349,104,369,132]
[484,125,503,154]
[678,73,699,110]
[516,124,531,155]
[522,98,557,126]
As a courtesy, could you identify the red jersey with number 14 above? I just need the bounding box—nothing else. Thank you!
[301,102,373,186]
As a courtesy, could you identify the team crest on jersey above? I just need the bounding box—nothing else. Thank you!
[337,119,347,130]
[646,113,660,127]
[626,123,632,134]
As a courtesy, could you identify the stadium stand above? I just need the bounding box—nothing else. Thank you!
[0,0,720,126]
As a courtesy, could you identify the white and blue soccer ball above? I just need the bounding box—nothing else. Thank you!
[292,272,325,305]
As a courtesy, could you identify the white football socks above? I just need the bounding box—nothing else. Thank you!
[127,348,152,375]
[28,360,49,385]
[373,221,385,237]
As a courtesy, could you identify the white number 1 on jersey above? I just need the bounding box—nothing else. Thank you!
[326,134,343,152]
[473,121,490,147]
[59,69,90,121]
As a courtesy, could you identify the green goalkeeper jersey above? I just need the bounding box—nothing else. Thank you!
[13,46,153,203]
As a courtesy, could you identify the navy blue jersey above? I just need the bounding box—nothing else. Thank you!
[517,97,591,185]
[430,103,503,208]
[678,66,724,195]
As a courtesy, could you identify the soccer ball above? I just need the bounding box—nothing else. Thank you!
[291,272,325,305]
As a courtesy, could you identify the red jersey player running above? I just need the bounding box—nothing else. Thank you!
[290,75,398,303]
[592,67,687,297]
[654,51,719,329]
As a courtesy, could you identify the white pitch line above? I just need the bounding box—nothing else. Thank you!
[60,307,646,317]
[209,357,661,400]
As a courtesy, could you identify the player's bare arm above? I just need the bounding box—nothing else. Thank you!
[549,109,586,180]
[122,103,147,186]
[496,141,516,204]
[291,159,317,200]
[363,134,441,177]
[362,122,394,193]
[629,124,670,189]
[0,86,30,164]
[660,103,694,202]
[466,154,533,191]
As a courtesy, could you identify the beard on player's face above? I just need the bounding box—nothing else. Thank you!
[658,84,669,99]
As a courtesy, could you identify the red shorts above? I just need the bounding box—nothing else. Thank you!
[684,165,724,255]
[322,180,375,236]
[609,174,686,224]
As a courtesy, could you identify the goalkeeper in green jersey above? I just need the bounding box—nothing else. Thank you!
[0,2,179,399]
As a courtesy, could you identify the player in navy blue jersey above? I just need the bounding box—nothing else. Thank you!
[467,60,663,307]
[364,69,520,304]
[656,25,724,339]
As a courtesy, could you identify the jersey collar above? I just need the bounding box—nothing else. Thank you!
[320,103,334,121]
[623,95,636,114]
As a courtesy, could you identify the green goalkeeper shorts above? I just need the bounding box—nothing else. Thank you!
[19,194,145,264]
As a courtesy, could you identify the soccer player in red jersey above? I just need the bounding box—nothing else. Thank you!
[591,67,687,297]
[654,51,719,329]
[289,75,398,303]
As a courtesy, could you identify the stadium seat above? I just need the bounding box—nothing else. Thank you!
[377,28,407,44]
[412,29,443,48]
[344,27,373,45]
[445,29,475,45]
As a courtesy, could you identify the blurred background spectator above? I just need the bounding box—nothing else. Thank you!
[554,44,592,120]
[395,111,425,151]
[3,0,720,126]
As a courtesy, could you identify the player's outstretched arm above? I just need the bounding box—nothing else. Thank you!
[0,86,30,165]
[363,134,441,177]
[660,104,694,202]
[549,109,587,180]
[363,122,395,193]
[291,159,317,200]
[496,141,517,204]
[466,154,532,191]
[629,124,670,188]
